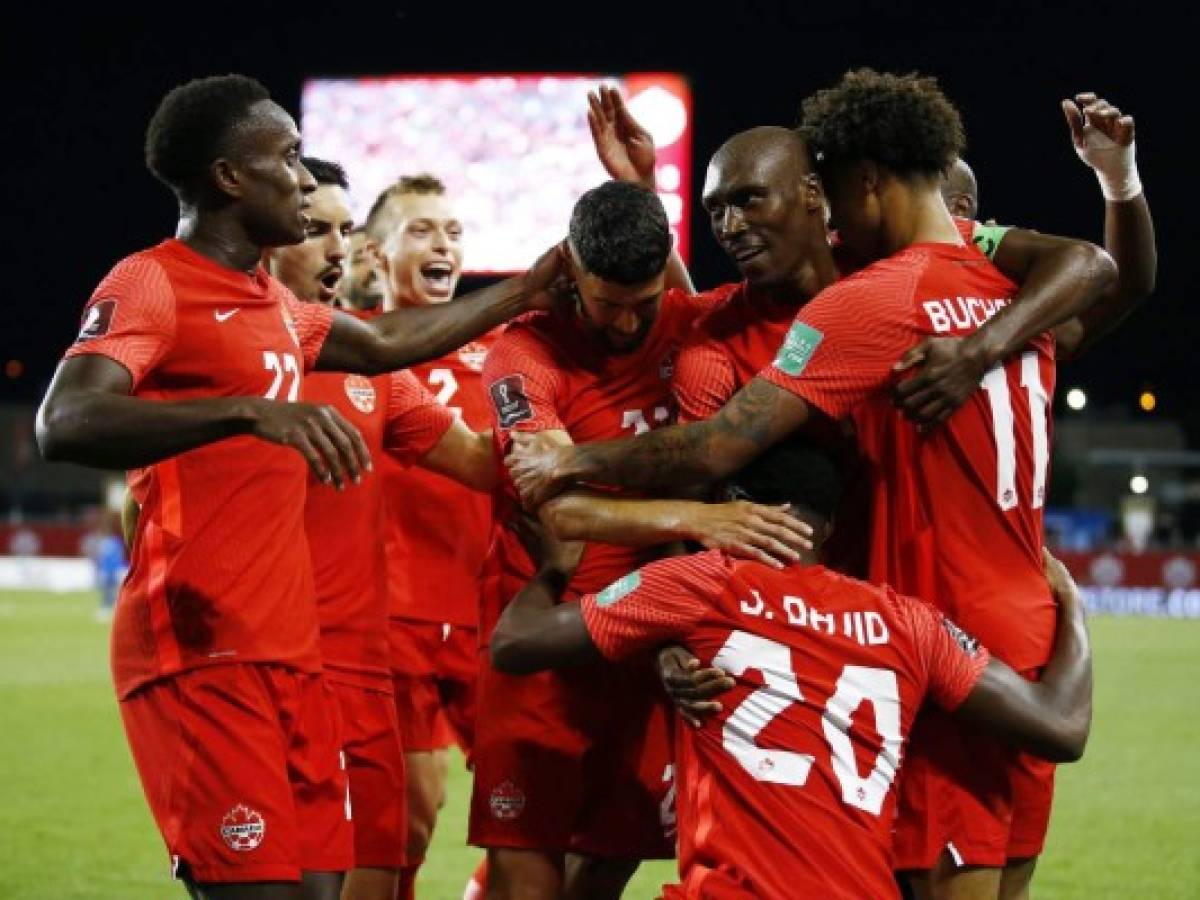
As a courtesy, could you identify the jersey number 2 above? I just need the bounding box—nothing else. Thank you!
[713,630,902,816]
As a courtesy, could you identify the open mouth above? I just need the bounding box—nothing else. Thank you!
[316,268,343,301]
[419,261,457,297]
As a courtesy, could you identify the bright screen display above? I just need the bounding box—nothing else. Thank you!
[301,73,692,273]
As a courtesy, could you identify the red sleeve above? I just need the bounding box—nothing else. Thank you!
[580,550,727,660]
[673,338,736,423]
[63,254,176,387]
[383,371,457,466]
[903,592,990,711]
[281,290,335,372]
[757,261,923,420]
[481,326,564,449]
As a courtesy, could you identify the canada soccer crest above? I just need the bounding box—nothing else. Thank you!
[458,342,488,372]
[489,780,526,821]
[220,804,266,851]
[344,375,376,414]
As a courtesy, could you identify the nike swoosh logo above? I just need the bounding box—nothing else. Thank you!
[214,309,240,322]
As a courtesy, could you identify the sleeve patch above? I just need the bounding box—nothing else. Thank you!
[971,222,1011,260]
[489,374,534,428]
[941,616,982,657]
[75,299,117,343]
[596,571,642,607]
[772,321,824,376]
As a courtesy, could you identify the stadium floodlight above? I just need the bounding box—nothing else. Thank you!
[1139,390,1157,413]
[1066,388,1087,411]
[1130,475,1150,495]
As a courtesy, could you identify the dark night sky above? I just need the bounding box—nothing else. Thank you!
[4,4,1195,431]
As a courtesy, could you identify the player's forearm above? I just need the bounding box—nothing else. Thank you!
[1063,194,1156,358]
[37,390,258,469]
[324,275,533,374]
[560,378,797,493]
[1032,592,1094,760]
[967,238,1117,369]
[540,491,699,547]
[490,567,590,674]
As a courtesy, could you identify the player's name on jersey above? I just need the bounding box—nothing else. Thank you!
[923,296,1012,334]
[739,589,890,647]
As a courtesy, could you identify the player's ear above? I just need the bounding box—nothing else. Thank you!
[801,173,825,213]
[211,157,244,200]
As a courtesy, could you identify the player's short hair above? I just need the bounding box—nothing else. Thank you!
[569,181,671,285]
[364,173,447,241]
[301,156,349,190]
[799,68,965,181]
[144,74,271,198]
[728,440,843,524]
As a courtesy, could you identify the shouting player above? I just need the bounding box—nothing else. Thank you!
[505,69,1117,900]
[361,172,493,896]
[474,178,816,900]
[36,74,565,900]
[489,440,1093,900]
[269,158,496,900]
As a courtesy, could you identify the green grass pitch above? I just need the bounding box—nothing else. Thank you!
[1,590,1197,898]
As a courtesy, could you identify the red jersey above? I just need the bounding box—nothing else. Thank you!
[384,334,497,627]
[760,241,1056,672]
[480,288,708,638]
[64,239,334,698]
[303,370,454,687]
[579,551,989,900]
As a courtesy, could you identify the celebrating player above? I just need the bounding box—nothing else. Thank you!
[35,74,564,900]
[474,178,818,900]
[269,158,496,900]
[362,173,493,897]
[505,69,1117,900]
[489,440,1093,900]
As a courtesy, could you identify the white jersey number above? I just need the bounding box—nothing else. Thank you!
[263,351,300,402]
[980,350,1049,511]
[713,630,903,816]
[622,406,670,435]
[428,368,463,418]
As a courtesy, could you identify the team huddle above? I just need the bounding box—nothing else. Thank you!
[37,68,1154,900]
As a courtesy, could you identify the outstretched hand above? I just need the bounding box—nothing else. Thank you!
[892,336,989,427]
[690,501,813,568]
[248,398,372,490]
[588,85,657,189]
[506,431,573,509]
[656,644,734,728]
[1062,92,1140,202]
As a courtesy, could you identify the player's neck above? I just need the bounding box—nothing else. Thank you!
[882,186,963,254]
[176,211,266,275]
[756,241,839,308]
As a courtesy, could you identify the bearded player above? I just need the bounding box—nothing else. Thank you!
[489,440,1092,900]
[268,157,497,900]
[505,69,1118,900]
[36,74,566,900]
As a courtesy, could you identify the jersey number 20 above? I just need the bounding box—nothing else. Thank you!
[713,630,903,816]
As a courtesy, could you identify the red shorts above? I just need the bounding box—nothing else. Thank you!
[389,618,478,755]
[119,664,353,884]
[328,678,407,869]
[893,700,1056,870]
[469,648,675,859]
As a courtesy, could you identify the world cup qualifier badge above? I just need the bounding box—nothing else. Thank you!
[220,804,266,851]
[940,617,982,657]
[343,374,376,414]
[74,299,117,343]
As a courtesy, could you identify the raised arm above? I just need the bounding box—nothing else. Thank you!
[588,86,693,294]
[316,243,570,375]
[1055,92,1155,358]
[954,550,1093,762]
[37,354,369,488]
[417,422,498,492]
[507,376,813,508]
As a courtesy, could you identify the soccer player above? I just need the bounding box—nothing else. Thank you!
[474,179,815,900]
[269,157,497,900]
[362,174,493,895]
[504,69,1118,900]
[940,157,979,220]
[489,441,1093,900]
[342,229,385,311]
[35,74,564,900]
